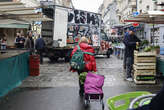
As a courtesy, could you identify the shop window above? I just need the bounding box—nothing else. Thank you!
[128,0,131,3]
[146,5,150,11]
[139,0,142,4]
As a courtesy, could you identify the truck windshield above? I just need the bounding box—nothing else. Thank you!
[101,32,108,41]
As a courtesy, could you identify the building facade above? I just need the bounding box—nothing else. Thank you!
[116,0,137,24]
[103,1,119,36]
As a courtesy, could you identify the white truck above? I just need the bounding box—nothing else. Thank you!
[42,5,112,62]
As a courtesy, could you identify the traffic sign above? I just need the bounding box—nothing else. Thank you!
[133,12,140,17]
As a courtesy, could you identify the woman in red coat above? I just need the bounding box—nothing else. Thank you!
[71,37,97,72]
[71,37,97,96]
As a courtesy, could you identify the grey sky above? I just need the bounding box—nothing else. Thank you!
[72,0,103,13]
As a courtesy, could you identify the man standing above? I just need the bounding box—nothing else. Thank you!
[123,30,129,70]
[25,31,35,55]
[15,32,21,48]
[123,27,140,81]
[35,35,45,64]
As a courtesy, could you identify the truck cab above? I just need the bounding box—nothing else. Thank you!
[94,30,112,58]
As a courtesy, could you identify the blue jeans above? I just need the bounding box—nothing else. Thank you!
[1,45,6,50]
[126,57,134,78]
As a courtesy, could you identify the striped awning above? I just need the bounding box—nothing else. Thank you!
[124,11,164,24]
[0,2,52,23]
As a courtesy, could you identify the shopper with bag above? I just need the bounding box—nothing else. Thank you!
[70,36,97,96]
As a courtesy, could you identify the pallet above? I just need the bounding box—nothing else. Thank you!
[134,51,156,57]
[134,56,156,63]
[134,74,156,84]
[133,63,156,70]
[134,79,156,84]
[134,69,156,75]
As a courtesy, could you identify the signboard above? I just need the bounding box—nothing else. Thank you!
[92,34,99,46]
[67,9,101,45]
[133,12,140,17]
[132,22,140,27]
[68,9,101,26]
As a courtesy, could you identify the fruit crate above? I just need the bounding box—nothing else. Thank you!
[133,63,156,70]
[134,50,156,57]
[134,69,156,76]
[133,51,157,84]
[134,74,156,84]
[134,56,156,63]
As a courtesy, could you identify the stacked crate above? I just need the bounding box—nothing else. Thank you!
[133,51,157,84]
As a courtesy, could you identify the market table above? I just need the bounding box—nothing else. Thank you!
[113,44,125,59]
[0,50,30,97]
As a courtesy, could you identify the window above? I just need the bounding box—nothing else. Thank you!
[161,2,164,8]
[146,5,150,11]
[128,0,131,3]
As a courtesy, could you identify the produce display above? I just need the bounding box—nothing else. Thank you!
[79,72,87,85]
[137,40,160,52]
[79,72,96,84]
[143,45,160,52]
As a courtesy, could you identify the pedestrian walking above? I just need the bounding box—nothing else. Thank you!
[123,27,140,81]
[70,36,97,96]
[35,35,45,64]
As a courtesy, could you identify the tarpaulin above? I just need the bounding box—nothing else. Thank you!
[0,52,30,97]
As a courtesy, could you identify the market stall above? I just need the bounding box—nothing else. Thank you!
[124,11,164,84]
[133,50,157,84]
[0,50,30,97]
[0,2,52,97]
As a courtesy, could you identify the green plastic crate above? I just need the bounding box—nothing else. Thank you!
[107,91,151,110]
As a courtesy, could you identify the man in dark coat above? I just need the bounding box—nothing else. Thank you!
[35,35,45,64]
[123,31,130,70]
[123,27,140,81]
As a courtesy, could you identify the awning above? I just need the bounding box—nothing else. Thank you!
[0,2,52,23]
[0,24,29,29]
[124,11,164,24]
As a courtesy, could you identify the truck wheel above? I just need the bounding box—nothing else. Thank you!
[65,50,71,62]
[49,57,58,63]
[65,57,70,62]
[49,57,55,63]
[107,50,110,58]
[107,53,110,58]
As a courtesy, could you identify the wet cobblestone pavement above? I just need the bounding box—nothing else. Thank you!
[0,55,163,110]
[20,56,129,87]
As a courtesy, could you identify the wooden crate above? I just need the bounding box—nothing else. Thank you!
[134,56,156,63]
[134,69,156,75]
[133,63,156,70]
[134,79,156,84]
[134,74,156,84]
[134,51,156,57]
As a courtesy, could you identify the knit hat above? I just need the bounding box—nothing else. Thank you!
[129,26,136,32]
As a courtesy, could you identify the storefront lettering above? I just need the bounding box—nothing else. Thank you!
[68,10,100,26]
